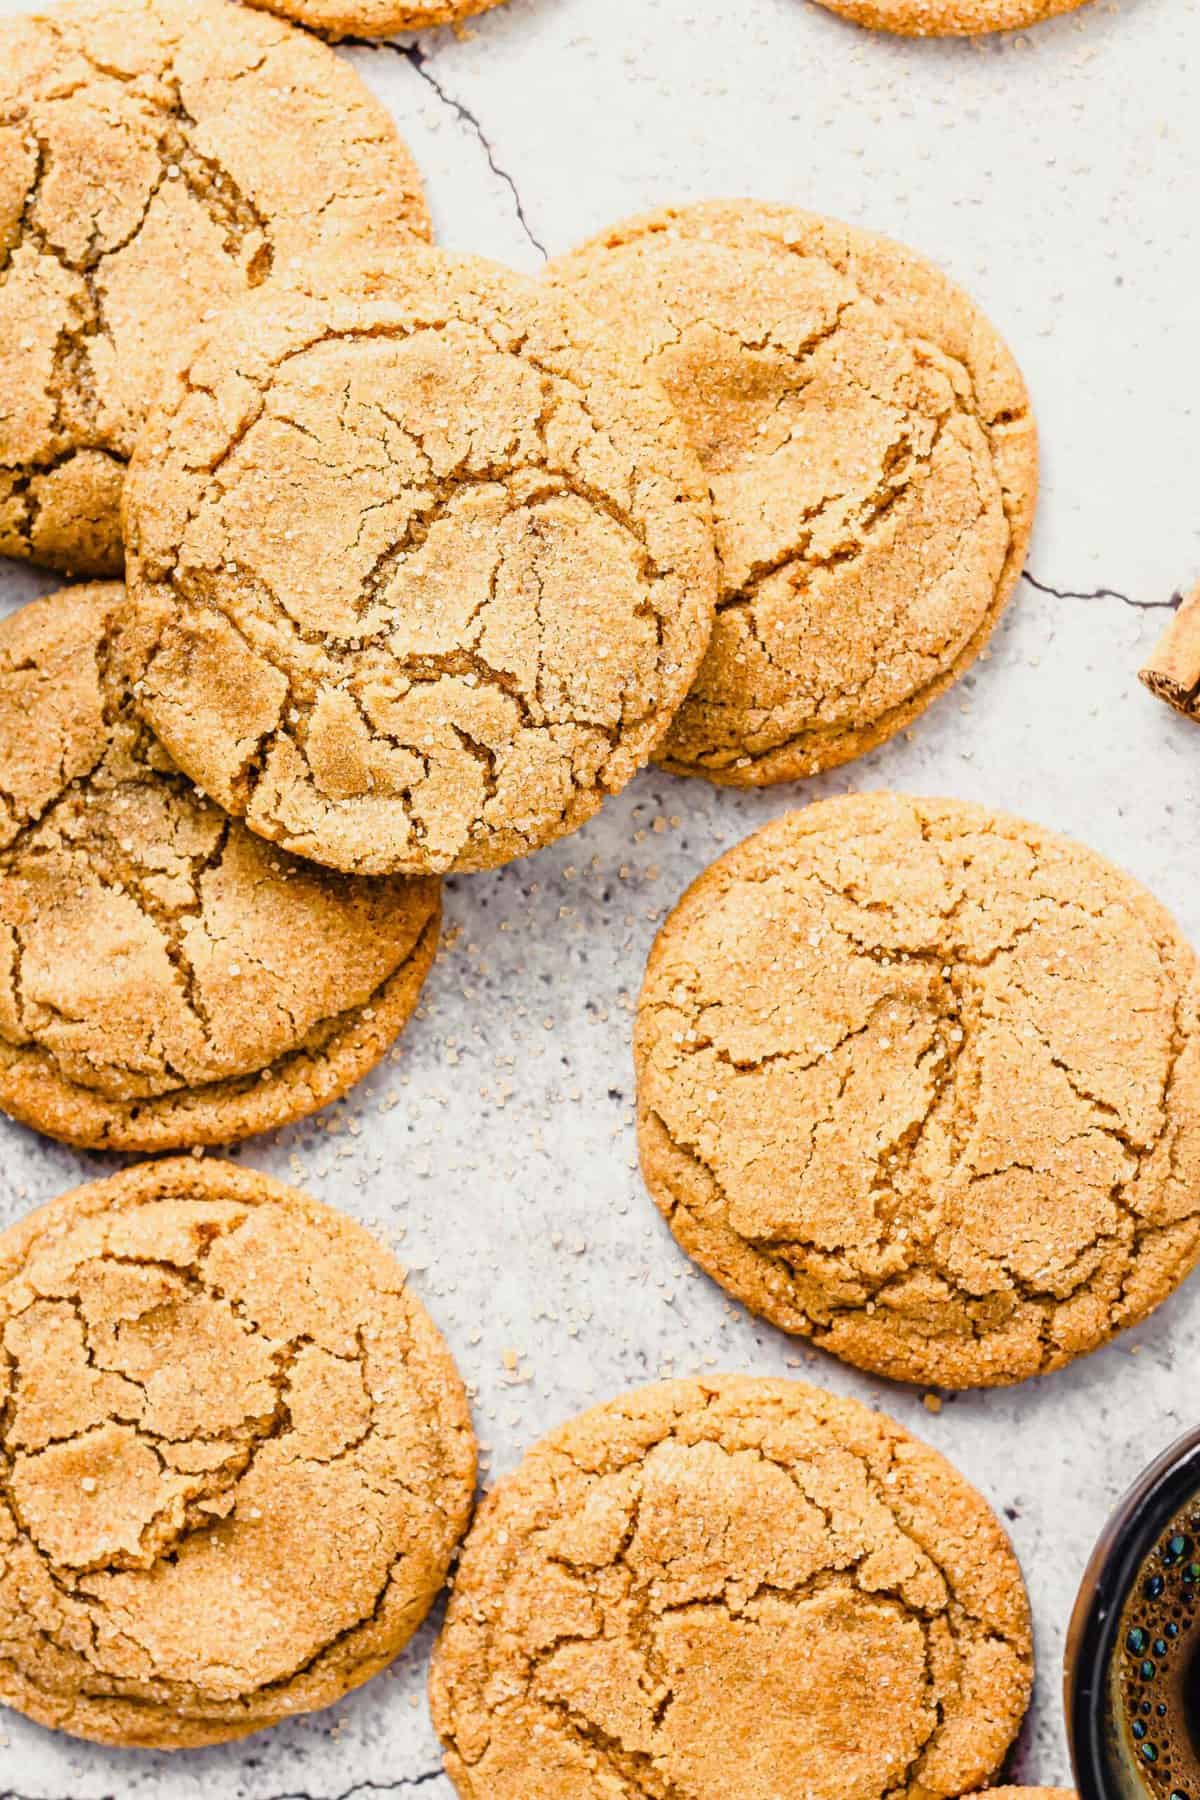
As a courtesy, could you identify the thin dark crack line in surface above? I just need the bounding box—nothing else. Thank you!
[1022,569,1182,612]
[345,39,547,260]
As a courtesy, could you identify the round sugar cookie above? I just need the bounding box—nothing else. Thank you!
[0,1156,476,1747]
[548,201,1036,785]
[430,1375,1033,1800]
[122,250,717,876]
[814,0,1089,37]
[635,793,1200,1387]
[246,0,512,40]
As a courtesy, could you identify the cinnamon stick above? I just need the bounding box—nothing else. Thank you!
[1140,583,1200,720]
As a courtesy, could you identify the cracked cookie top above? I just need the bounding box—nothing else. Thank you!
[0,0,429,578]
[548,202,1037,785]
[0,582,441,1152]
[122,249,718,876]
[245,0,511,39]
[430,1374,1032,1800]
[636,795,1200,1388]
[969,1791,1077,1797]
[0,1156,476,1748]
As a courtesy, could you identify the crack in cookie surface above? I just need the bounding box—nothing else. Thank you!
[0,1157,476,1748]
[0,0,429,575]
[547,202,1037,785]
[122,253,718,876]
[430,1375,1032,1799]
[635,795,1200,1388]
[0,583,440,1151]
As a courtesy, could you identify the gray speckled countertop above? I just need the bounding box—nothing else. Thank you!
[2,0,1199,1791]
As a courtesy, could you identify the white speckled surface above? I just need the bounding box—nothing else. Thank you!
[2,0,1199,1791]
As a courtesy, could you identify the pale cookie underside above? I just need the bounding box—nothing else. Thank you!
[0,0,428,576]
[636,793,1200,1388]
[0,1157,476,1749]
[244,0,510,37]
[813,0,1088,34]
[430,1375,1033,1800]
[123,256,717,876]
[548,200,1037,786]
[0,583,440,1152]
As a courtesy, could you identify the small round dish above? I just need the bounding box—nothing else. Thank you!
[1067,1424,1200,1799]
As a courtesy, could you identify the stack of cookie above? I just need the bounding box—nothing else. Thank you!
[3,0,722,1155]
[0,0,1186,1793]
[0,0,1039,1157]
[0,0,446,1152]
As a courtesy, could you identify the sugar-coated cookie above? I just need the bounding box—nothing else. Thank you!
[814,0,1089,37]
[0,1157,476,1747]
[549,201,1036,784]
[246,0,511,40]
[431,1375,1033,1799]
[969,1790,1077,1798]
[636,793,1200,1387]
[123,250,717,876]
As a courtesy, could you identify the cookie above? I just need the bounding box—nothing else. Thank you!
[548,202,1036,785]
[812,0,1088,35]
[0,583,440,1151]
[0,0,429,577]
[430,1374,1033,1799]
[636,794,1200,1388]
[967,1791,1076,1798]
[1141,583,1200,720]
[122,250,717,877]
[0,1156,476,1748]
[246,0,510,40]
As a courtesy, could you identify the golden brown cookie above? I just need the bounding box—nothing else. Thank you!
[967,1791,1076,1798]
[1141,583,1200,721]
[813,0,1088,35]
[0,583,440,1151]
[430,1374,1033,1799]
[0,0,429,577]
[548,202,1036,785]
[122,249,717,877]
[246,0,510,39]
[636,794,1200,1388]
[0,1156,476,1748]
